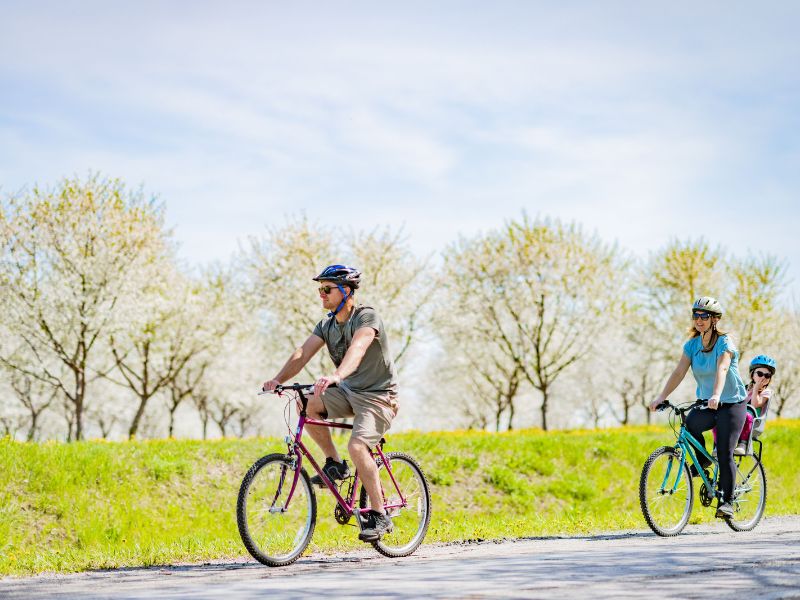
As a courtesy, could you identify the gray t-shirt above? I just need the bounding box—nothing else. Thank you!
[312,305,398,394]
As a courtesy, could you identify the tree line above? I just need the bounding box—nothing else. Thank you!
[1,175,796,441]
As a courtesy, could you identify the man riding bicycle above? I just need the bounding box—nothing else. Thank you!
[262,264,399,542]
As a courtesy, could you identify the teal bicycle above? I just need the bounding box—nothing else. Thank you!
[640,399,767,537]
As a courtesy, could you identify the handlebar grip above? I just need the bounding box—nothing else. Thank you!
[258,382,336,395]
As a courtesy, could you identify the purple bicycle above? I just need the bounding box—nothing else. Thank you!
[236,383,431,567]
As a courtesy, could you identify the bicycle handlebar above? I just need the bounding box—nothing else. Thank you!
[657,399,709,413]
[258,382,339,396]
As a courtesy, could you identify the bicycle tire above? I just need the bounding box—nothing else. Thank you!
[640,446,694,537]
[237,453,317,567]
[359,451,431,558]
[726,455,767,532]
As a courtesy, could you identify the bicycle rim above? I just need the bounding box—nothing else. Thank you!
[360,452,431,557]
[726,455,767,532]
[237,454,317,566]
[640,446,694,537]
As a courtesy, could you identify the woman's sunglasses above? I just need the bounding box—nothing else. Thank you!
[754,370,772,379]
[692,312,712,321]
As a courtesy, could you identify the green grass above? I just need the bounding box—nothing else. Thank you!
[2,421,800,575]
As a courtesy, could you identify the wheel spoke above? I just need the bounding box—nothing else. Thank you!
[361,452,431,557]
[727,455,766,532]
[237,455,317,567]
[640,448,693,537]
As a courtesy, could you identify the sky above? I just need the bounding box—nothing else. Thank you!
[1,1,799,299]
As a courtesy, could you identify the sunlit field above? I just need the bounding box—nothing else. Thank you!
[2,421,799,576]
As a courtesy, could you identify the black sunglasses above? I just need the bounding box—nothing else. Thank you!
[692,312,712,321]
[318,285,340,295]
[754,370,772,379]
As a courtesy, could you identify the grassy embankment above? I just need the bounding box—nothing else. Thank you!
[2,421,799,576]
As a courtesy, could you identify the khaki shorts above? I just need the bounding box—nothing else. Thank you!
[320,383,398,448]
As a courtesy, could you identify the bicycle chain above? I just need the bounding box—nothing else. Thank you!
[334,475,357,525]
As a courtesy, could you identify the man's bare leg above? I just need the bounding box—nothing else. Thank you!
[348,438,383,512]
[302,394,341,462]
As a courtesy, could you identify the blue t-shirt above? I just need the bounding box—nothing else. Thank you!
[682,335,746,404]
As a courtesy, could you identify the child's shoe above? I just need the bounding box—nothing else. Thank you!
[733,441,747,456]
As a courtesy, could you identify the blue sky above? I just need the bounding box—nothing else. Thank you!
[1,2,799,298]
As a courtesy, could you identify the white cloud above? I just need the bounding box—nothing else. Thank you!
[1,2,799,294]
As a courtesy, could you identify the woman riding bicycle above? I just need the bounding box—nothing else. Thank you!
[649,296,747,519]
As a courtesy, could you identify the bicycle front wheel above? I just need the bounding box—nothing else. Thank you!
[640,446,694,537]
[237,453,317,567]
[359,451,431,558]
[726,454,767,532]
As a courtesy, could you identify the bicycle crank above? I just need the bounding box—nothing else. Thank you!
[334,504,352,525]
[699,482,714,507]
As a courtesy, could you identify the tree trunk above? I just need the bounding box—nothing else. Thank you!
[74,370,87,441]
[168,410,177,437]
[540,385,549,431]
[98,417,114,438]
[64,403,75,442]
[26,414,39,442]
[128,394,153,438]
[0,417,15,437]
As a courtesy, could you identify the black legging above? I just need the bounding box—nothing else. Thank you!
[686,401,747,503]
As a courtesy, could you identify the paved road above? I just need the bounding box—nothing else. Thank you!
[3,516,800,599]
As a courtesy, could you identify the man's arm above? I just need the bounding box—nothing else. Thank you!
[314,327,376,396]
[263,335,325,391]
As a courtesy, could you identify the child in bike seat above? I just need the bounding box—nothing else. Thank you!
[737,355,775,453]
[713,354,775,455]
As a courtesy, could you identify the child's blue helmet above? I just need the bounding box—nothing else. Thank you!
[749,354,777,375]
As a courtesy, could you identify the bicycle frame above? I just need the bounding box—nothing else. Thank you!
[671,425,719,495]
[653,399,722,497]
[275,385,407,521]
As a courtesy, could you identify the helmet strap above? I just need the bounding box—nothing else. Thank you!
[328,284,353,317]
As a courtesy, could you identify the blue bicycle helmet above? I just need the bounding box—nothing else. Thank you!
[312,264,361,289]
[749,354,777,375]
[313,264,361,316]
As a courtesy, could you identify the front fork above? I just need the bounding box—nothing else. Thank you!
[272,437,302,513]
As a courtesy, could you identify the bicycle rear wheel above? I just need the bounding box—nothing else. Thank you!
[726,454,767,532]
[237,453,317,566]
[640,446,694,537]
[359,451,431,557]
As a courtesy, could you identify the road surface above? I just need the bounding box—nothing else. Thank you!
[2,516,800,599]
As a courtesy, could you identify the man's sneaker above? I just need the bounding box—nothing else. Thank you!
[310,457,350,488]
[716,501,734,519]
[358,510,394,542]
[733,441,747,456]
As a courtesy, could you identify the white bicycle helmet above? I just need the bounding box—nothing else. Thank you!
[692,296,723,316]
